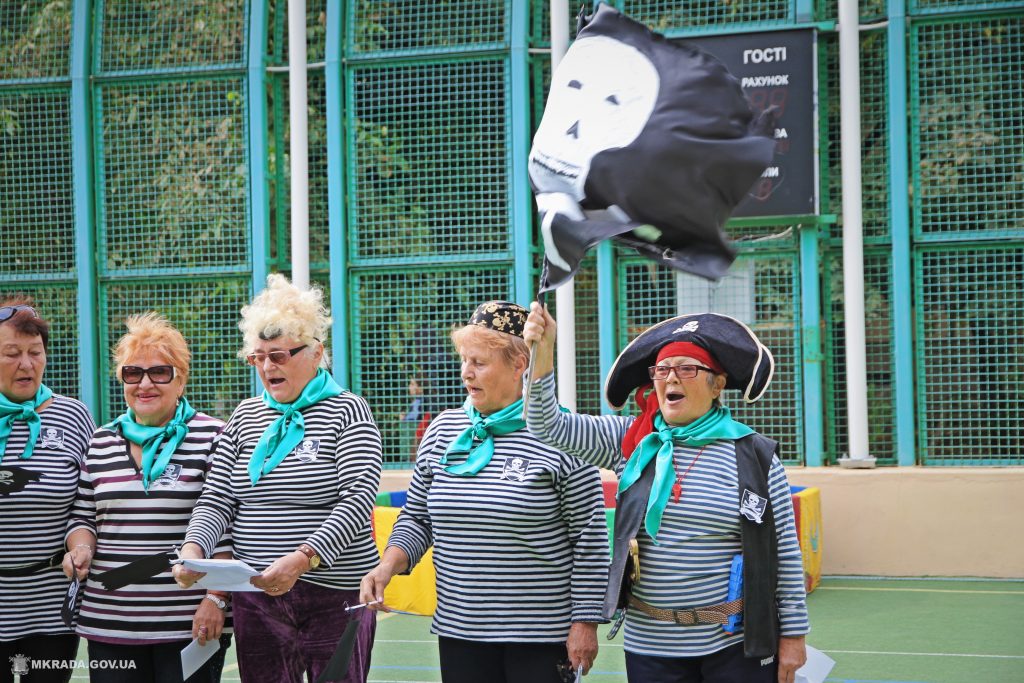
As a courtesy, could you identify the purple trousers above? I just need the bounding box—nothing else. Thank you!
[232,581,375,683]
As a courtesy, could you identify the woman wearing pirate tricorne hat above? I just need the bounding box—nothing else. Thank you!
[524,304,808,683]
[361,301,610,682]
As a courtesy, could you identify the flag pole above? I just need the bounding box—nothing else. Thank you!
[549,0,577,413]
[523,0,571,419]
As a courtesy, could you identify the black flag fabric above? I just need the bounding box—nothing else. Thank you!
[314,619,359,683]
[528,3,776,292]
[93,550,176,591]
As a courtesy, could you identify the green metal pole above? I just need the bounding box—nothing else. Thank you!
[247,0,270,396]
[70,0,98,416]
[597,242,616,414]
[510,0,533,305]
[325,0,350,387]
[887,0,915,465]
[248,0,270,294]
[799,225,825,466]
[795,0,815,22]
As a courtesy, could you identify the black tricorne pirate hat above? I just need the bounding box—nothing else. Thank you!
[604,313,774,410]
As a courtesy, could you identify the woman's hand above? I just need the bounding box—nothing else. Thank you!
[192,594,227,646]
[359,547,410,611]
[523,302,557,378]
[777,635,807,683]
[566,622,598,674]
[62,544,93,581]
[250,551,307,596]
[359,564,398,612]
[172,542,207,589]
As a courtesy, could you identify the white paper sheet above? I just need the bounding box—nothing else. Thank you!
[794,645,836,683]
[182,558,262,592]
[180,637,221,680]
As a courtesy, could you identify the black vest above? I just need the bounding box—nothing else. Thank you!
[606,433,780,658]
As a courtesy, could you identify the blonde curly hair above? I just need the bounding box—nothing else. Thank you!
[113,312,190,384]
[238,274,331,368]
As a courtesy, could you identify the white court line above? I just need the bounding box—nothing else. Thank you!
[825,649,1024,660]
[816,586,1024,595]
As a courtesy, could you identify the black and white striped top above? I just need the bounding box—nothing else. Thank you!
[67,411,230,644]
[387,407,609,643]
[185,393,382,590]
[0,394,95,641]
[527,373,809,657]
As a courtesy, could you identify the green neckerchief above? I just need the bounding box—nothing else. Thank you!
[618,406,753,543]
[0,384,53,460]
[440,397,526,476]
[106,398,197,491]
[248,369,343,485]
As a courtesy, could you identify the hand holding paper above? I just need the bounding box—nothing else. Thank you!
[180,558,262,592]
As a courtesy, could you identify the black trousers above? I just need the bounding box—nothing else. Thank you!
[0,634,79,683]
[86,635,232,683]
[625,642,778,683]
[437,636,570,683]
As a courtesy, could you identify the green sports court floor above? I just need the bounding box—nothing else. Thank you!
[70,577,1024,683]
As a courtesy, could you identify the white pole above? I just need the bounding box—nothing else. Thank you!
[288,0,310,290]
[838,0,875,467]
[550,0,576,411]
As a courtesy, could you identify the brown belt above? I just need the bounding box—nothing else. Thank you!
[628,595,743,626]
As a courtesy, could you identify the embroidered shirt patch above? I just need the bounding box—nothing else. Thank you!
[294,438,321,462]
[739,488,768,524]
[501,456,531,482]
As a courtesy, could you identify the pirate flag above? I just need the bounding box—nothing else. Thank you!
[528,4,776,292]
[93,550,177,590]
[0,466,42,495]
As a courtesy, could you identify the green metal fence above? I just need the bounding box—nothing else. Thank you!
[2,0,1023,467]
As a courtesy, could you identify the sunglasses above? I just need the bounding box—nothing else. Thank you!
[0,305,39,323]
[246,345,308,366]
[121,365,176,384]
[648,364,715,381]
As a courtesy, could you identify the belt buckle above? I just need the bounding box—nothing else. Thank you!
[673,608,699,625]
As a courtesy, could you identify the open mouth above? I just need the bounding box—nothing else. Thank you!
[665,392,686,403]
[268,378,286,387]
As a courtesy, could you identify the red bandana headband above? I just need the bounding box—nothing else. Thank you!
[655,342,724,374]
[621,342,725,459]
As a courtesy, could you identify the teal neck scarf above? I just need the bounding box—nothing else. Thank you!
[440,397,526,476]
[0,384,53,460]
[106,397,196,490]
[248,369,343,485]
[618,406,753,543]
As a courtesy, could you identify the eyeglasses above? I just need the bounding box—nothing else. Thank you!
[0,305,38,323]
[648,364,715,381]
[246,345,308,366]
[121,365,176,384]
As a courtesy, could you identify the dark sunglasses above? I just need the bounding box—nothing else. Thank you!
[246,345,308,366]
[648,364,714,381]
[0,305,39,323]
[121,365,176,384]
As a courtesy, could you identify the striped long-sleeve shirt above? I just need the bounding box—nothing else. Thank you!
[67,411,230,644]
[527,372,809,657]
[387,407,609,643]
[0,394,95,641]
[184,393,382,590]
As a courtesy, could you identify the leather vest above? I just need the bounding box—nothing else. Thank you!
[605,433,780,658]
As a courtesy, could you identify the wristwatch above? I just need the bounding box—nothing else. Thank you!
[204,594,227,611]
[297,544,321,570]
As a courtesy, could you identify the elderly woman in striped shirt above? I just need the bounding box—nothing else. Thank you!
[63,313,232,682]
[0,298,95,683]
[524,304,809,683]
[360,301,610,683]
[175,274,382,683]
